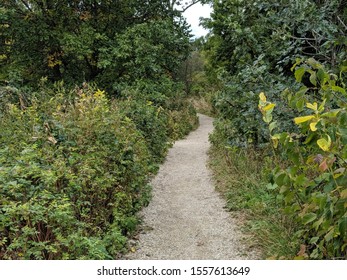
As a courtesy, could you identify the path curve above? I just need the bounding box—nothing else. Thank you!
[126,114,257,259]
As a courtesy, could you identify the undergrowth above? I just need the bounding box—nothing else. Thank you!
[208,141,299,259]
[0,83,197,259]
[188,92,216,117]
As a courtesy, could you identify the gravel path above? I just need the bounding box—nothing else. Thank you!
[126,114,258,260]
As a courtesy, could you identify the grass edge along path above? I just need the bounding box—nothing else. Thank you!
[208,145,299,259]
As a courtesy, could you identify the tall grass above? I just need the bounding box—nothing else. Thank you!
[208,144,299,259]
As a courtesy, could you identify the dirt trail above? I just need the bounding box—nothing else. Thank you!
[126,114,258,260]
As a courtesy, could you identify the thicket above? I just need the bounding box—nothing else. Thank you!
[204,0,347,259]
[0,83,197,260]
[0,85,150,259]
[0,1,200,259]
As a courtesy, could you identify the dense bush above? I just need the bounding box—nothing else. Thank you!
[259,59,347,259]
[204,0,347,259]
[204,0,347,147]
[0,81,198,259]
[119,79,199,150]
[0,0,200,260]
[0,86,151,259]
[117,97,171,164]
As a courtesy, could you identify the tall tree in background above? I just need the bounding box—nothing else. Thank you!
[202,0,347,146]
[0,0,209,88]
[205,0,347,76]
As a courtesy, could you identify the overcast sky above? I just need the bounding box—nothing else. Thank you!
[183,2,212,38]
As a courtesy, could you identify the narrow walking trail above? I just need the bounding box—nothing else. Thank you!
[127,114,257,259]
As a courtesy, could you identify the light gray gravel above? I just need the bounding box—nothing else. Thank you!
[126,114,258,260]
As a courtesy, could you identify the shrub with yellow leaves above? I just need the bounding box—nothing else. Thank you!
[259,59,347,259]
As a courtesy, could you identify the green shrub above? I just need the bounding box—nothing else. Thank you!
[0,86,151,259]
[167,99,199,140]
[0,79,198,259]
[117,97,171,164]
[259,59,347,259]
[118,79,198,155]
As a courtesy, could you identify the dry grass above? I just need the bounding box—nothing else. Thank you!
[188,96,215,117]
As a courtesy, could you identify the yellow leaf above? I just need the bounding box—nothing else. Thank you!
[263,103,276,111]
[271,134,281,149]
[130,247,136,253]
[317,136,331,152]
[306,102,318,111]
[294,115,315,124]
[310,121,318,131]
[94,89,105,98]
[259,92,267,102]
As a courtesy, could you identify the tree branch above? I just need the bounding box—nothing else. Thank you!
[337,15,347,32]
[289,35,322,41]
[20,0,33,12]
[179,0,202,13]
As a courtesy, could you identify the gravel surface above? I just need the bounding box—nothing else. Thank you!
[126,114,258,260]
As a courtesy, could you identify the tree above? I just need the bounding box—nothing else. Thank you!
[0,0,197,87]
[203,0,347,146]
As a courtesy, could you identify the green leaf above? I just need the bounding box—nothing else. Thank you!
[266,183,278,190]
[295,174,308,186]
[331,86,346,96]
[339,218,347,238]
[317,68,328,84]
[295,67,306,83]
[309,237,319,244]
[302,213,317,225]
[275,173,286,186]
[318,99,326,112]
[321,109,341,118]
[312,217,324,230]
[263,112,273,123]
[309,72,317,86]
[296,99,305,111]
[291,58,302,71]
[269,121,277,133]
[324,227,335,242]
[341,189,347,199]
[307,58,322,69]
[297,86,309,95]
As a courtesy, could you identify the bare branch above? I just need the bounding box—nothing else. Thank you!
[290,35,322,41]
[179,0,202,13]
[337,15,347,32]
[20,0,33,12]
